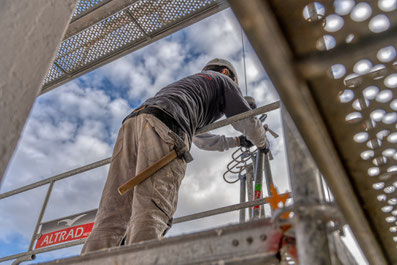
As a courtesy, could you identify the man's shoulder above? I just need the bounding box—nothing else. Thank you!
[193,70,219,81]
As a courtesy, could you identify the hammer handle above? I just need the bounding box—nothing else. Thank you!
[118,150,178,195]
[267,128,279,138]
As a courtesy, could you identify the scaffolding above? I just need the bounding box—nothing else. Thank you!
[1,0,396,264]
[41,0,229,94]
[228,1,397,264]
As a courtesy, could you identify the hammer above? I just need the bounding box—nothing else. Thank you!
[263,124,279,139]
[118,132,192,196]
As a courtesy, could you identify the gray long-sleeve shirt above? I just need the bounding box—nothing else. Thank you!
[137,71,266,148]
[193,133,238,152]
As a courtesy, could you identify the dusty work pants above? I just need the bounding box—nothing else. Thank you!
[81,114,187,254]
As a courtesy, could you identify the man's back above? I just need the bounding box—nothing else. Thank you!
[140,70,252,141]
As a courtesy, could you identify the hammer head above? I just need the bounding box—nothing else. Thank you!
[168,132,194,163]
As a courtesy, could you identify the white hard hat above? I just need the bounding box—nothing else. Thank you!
[202,58,238,84]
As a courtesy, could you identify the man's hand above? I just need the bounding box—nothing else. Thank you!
[258,139,270,154]
[238,135,253,148]
[259,146,270,154]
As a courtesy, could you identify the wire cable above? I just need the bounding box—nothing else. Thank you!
[241,28,248,95]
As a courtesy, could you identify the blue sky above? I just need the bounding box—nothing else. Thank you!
[0,8,366,265]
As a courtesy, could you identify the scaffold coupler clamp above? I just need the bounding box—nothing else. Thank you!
[271,201,346,236]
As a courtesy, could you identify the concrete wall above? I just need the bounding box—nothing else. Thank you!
[0,0,77,185]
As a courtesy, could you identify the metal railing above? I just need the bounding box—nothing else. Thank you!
[0,101,280,264]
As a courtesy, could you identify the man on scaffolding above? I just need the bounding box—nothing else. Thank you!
[82,58,269,254]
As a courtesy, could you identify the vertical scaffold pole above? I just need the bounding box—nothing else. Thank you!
[246,163,254,219]
[263,152,273,216]
[282,108,332,265]
[28,180,55,252]
[253,150,264,218]
[239,174,246,223]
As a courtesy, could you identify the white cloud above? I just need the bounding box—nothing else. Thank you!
[185,10,241,59]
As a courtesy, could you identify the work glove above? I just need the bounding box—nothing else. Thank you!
[258,139,270,154]
[238,135,253,148]
[259,146,270,154]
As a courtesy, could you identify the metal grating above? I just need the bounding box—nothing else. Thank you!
[129,0,216,34]
[42,0,227,94]
[56,10,143,73]
[268,0,397,263]
[72,0,111,21]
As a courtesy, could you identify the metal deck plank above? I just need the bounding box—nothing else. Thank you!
[34,219,281,265]
[65,0,137,40]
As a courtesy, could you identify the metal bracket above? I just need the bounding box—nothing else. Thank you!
[271,202,346,236]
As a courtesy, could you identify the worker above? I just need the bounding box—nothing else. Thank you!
[192,96,257,151]
[81,58,269,254]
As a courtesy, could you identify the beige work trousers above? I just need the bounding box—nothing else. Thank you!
[81,114,187,254]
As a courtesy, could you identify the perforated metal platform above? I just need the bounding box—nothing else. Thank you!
[229,1,397,264]
[35,219,283,265]
[42,0,228,94]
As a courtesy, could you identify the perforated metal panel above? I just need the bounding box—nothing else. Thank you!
[268,0,397,263]
[72,0,111,20]
[129,0,216,33]
[56,10,143,73]
[42,0,227,93]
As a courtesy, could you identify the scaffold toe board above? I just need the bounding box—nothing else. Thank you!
[229,1,397,265]
[42,0,228,94]
[35,219,282,265]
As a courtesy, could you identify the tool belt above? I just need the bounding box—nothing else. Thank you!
[123,105,185,140]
